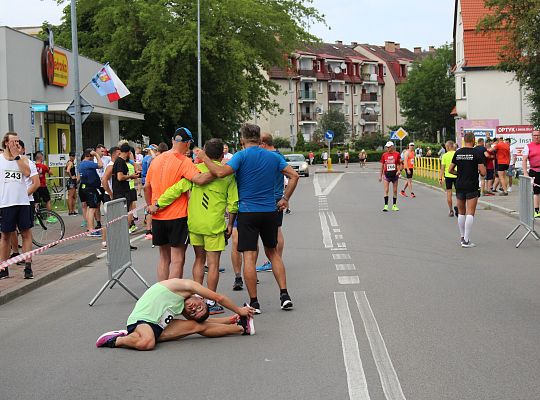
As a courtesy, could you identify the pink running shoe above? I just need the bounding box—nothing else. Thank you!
[96,330,128,348]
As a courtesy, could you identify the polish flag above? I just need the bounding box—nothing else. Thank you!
[90,63,130,102]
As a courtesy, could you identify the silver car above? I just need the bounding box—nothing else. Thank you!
[284,154,309,177]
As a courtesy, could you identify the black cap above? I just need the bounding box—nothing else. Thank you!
[172,127,194,143]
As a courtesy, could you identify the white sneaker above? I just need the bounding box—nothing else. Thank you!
[508,187,512,192]
[461,241,476,248]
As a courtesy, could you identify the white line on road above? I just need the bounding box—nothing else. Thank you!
[327,211,338,227]
[339,276,360,284]
[334,292,372,400]
[336,264,356,270]
[313,173,345,197]
[337,242,347,248]
[335,234,344,239]
[354,291,406,400]
[333,229,341,233]
[319,211,334,248]
[332,248,347,251]
[333,253,351,260]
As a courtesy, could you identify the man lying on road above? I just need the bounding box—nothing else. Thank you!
[96,278,255,350]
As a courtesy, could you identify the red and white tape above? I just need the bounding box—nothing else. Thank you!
[0,203,147,271]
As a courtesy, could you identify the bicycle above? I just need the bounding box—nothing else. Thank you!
[32,202,65,247]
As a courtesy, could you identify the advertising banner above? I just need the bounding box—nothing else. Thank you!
[456,119,499,144]
[496,125,533,165]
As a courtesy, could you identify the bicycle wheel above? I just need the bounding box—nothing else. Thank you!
[32,209,65,247]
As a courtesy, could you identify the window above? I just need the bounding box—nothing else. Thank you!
[353,85,357,95]
[461,77,467,98]
[288,79,292,91]
[318,82,323,93]
[354,105,358,115]
[344,85,349,95]
[289,103,294,114]
[383,65,387,76]
[344,65,348,75]
[8,114,14,131]
[345,105,350,115]
[317,61,321,71]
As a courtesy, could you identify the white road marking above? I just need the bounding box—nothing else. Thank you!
[327,211,338,227]
[319,211,334,248]
[332,248,348,251]
[335,234,344,239]
[334,292,372,400]
[333,229,341,233]
[313,173,345,197]
[337,242,347,248]
[354,291,406,400]
[333,253,351,260]
[339,276,360,284]
[321,173,345,196]
[336,264,356,271]
[313,174,323,196]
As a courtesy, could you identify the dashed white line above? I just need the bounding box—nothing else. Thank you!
[333,229,341,233]
[333,253,351,260]
[334,292,372,400]
[335,234,344,239]
[327,211,338,227]
[336,264,356,271]
[338,276,360,284]
[354,291,406,400]
[337,242,347,248]
[319,211,334,248]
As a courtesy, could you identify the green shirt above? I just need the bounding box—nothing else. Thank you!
[441,150,457,178]
[127,283,185,326]
[158,161,239,235]
[127,162,135,189]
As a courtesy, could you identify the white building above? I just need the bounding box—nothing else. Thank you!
[0,26,144,157]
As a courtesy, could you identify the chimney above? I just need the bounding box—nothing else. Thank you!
[335,40,343,45]
[395,43,400,50]
[414,47,422,54]
[429,46,435,52]
[351,41,358,47]
[384,41,396,53]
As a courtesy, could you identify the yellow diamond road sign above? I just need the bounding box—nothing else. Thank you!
[395,127,408,140]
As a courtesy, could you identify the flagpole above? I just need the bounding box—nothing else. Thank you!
[197,0,202,148]
[71,0,83,158]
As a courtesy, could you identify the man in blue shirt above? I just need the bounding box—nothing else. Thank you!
[79,148,103,237]
[198,123,299,313]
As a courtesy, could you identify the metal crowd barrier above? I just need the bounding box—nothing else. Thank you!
[89,198,149,306]
[414,157,441,180]
[506,176,540,248]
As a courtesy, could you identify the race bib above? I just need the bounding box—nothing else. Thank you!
[4,170,22,183]
[386,163,396,172]
[157,308,175,329]
[410,158,414,166]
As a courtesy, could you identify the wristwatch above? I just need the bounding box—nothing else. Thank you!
[154,202,160,209]
[14,156,20,161]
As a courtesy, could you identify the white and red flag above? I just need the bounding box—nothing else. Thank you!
[90,63,130,102]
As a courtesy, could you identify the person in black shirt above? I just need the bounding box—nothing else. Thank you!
[112,144,139,227]
[449,132,486,248]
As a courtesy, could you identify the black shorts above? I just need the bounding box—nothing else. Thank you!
[113,191,131,204]
[127,320,163,341]
[530,170,540,195]
[237,211,279,252]
[405,169,414,179]
[0,205,33,233]
[103,193,112,204]
[445,177,456,190]
[497,164,509,172]
[83,187,102,209]
[152,217,189,247]
[456,190,480,200]
[35,187,51,203]
[129,188,138,203]
[486,169,495,180]
[78,186,86,203]
[384,172,399,183]
[276,210,284,227]
[66,179,77,190]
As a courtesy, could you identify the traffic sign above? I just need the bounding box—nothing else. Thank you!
[389,131,399,140]
[325,130,334,142]
[395,127,408,140]
[48,153,69,167]
[66,95,94,124]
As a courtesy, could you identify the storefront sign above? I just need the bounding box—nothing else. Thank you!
[41,46,69,87]
[496,125,534,165]
[48,153,69,167]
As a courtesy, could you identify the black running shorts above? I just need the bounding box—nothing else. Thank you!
[0,205,33,233]
[152,217,189,247]
[529,170,540,195]
[405,169,414,179]
[237,212,279,252]
[456,190,480,200]
[445,177,456,190]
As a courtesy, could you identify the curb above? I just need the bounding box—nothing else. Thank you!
[0,253,97,306]
[412,179,519,220]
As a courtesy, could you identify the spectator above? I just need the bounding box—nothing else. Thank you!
[506,138,516,192]
[79,148,103,237]
[426,147,432,157]
[438,143,446,158]
[308,151,314,165]
[415,146,423,158]
[322,150,328,167]
[489,136,510,195]
[522,130,540,218]
[359,149,367,167]
[112,144,139,234]
[222,144,233,164]
[344,150,350,168]
[65,152,78,215]
[337,150,342,164]
[34,151,54,220]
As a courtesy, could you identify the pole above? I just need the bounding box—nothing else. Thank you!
[71,1,83,158]
[197,0,202,147]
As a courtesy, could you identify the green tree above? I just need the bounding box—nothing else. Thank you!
[295,131,305,150]
[397,44,455,141]
[273,136,291,149]
[50,0,323,143]
[315,108,350,144]
[478,0,540,127]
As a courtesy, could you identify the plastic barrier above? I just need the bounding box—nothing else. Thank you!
[415,157,441,181]
[506,176,540,248]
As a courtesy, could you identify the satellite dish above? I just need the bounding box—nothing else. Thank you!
[334,66,341,74]
[359,119,366,126]
[374,106,381,114]
[365,107,374,115]
[340,62,347,69]
[370,73,378,81]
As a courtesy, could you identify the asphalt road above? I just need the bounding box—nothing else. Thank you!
[1,164,539,400]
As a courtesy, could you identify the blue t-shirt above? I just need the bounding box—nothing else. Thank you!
[79,160,101,188]
[228,146,288,212]
[141,155,153,184]
[272,150,286,201]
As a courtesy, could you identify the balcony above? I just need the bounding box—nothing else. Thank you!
[360,93,378,102]
[298,89,317,102]
[362,73,378,82]
[329,72,345,82]
[361,113,378,123]
[298,69,316,80]
[328,91,345,102]
[300,112,317,124]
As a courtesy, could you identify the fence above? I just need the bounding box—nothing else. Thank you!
[414,157,441,180]
[506,176,540,248]
[89,198,149,306]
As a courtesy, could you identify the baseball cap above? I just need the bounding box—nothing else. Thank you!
[145,144,158,151]
[385,141,394,148]
[409,142,415,146]
[173,127,194,143]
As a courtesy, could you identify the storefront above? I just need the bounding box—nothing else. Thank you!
[0,26,144,158]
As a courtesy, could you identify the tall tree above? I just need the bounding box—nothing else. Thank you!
[478,0,540,127]
[397,44,455,141]
[50,0,323,143]
[315,108,350,144]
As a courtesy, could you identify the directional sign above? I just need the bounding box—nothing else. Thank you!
[325,130,335,142]
[389,131,399,140]
[48,153,69,167]
[395,127,408,140]
[66,95,94,124]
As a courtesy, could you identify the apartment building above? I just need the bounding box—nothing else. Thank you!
[355,41,423,134]
[254,42,382,143]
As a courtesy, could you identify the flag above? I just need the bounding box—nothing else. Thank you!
[90,63,130,102]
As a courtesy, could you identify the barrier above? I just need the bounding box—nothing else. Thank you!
[414,157,441,180]
[506,176,540,248]
[89,198,149,306]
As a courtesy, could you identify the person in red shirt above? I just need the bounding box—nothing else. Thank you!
[489,136,511,195]
[379,141,402,212]
[34,151,53,212]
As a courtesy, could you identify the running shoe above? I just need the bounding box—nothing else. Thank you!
[534,212,540,219]
[248,301,261,315]
[285,209,291,215]
[461,241,476,248]
[101,242,107,251]
[81,220,87,227]
[129,224,137,234]
[95,221,102,229]
[95,330,128,348]
[130,245,138,250]
[508,187,513,192]
[237,315,256,336]
[233,277,244,291]
[280,293,293,310]
[88,231,101,238]
[24,267,33,279]
[484,191,495,196]
[448,210,454,217]
[410,193,416,198]
[209,303,225,315]
[399,190,407,197]
[499,192,508,196]
[382,205,389,212]
[0,267,9,280]
[46,216,58,223]
[391,204,399,211]
[256,261,272,272]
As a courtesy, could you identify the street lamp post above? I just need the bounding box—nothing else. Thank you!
[70,0,83,158]
[197,0,202,147]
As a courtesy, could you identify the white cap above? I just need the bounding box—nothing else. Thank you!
[385,141,394,148]
[408,142,415,146]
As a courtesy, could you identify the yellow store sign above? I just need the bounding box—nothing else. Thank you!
[41,46,69,87]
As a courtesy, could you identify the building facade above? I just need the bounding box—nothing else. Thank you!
[0,26,144,159]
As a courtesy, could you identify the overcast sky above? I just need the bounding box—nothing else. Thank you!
[0,0,454,50]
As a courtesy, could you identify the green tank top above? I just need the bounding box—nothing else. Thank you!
[127,162,136,189]
[127,283,185,327]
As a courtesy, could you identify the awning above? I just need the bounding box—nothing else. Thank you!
[46,102,144,121]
